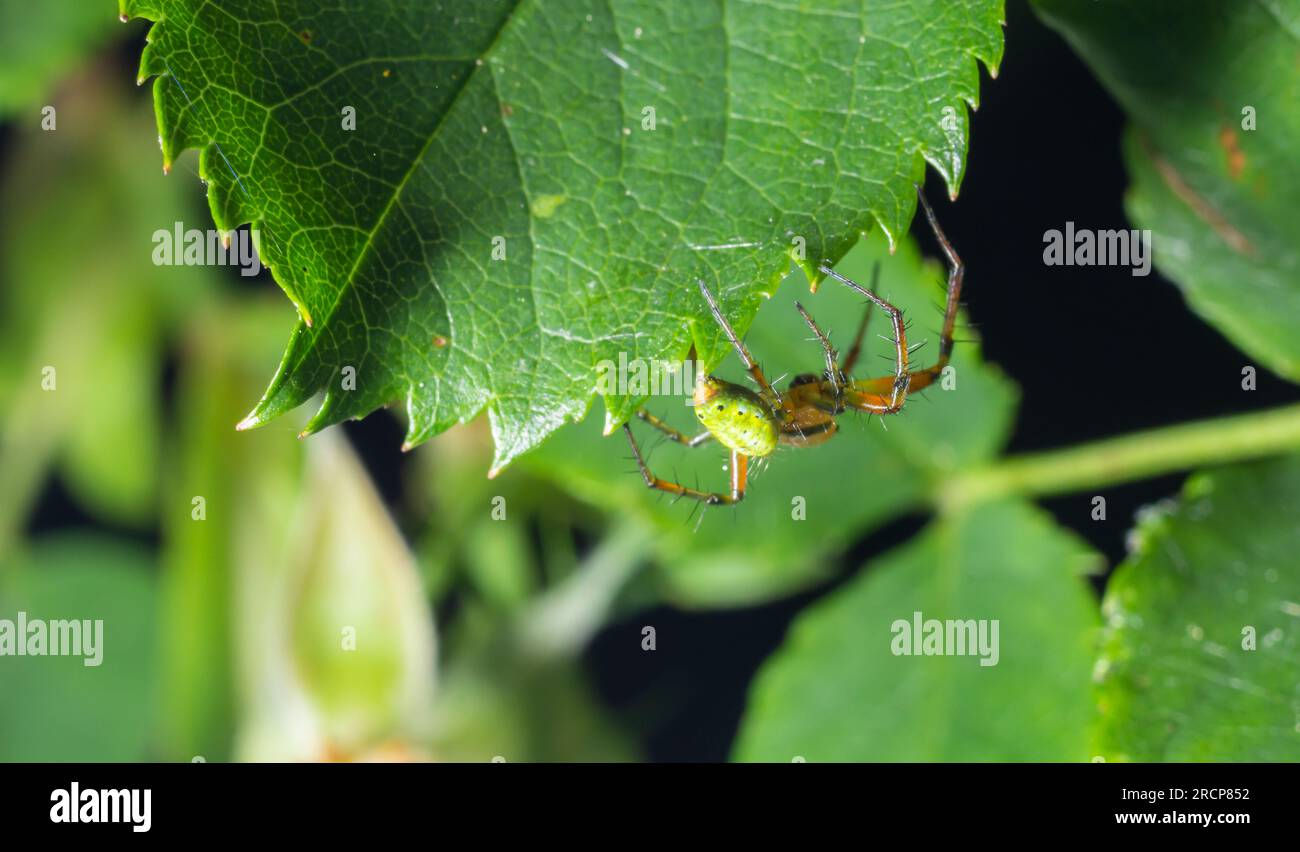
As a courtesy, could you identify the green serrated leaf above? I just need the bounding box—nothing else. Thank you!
[1095,457,1300,762]
[1034,0,1300,381]
[732,500,1101,761]
[523,230,1016,607]
[121,0,1004,470]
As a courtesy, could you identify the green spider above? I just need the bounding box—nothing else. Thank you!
[624,186,964,506]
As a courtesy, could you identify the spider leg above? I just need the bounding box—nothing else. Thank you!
[837,186,965,406]
[905,183,965,393]
[823,384,898,415]
[817,264,909,411]
[635,409,713,447]
[793,300,843,397]
[624,425,745,505]
[840,261,879,376]
[696,280,784,410]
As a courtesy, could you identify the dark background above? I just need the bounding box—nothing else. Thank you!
[15,1,1297,763]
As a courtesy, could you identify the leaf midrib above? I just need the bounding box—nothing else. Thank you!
[281,1,526,384]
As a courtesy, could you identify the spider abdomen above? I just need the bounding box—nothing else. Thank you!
[693,376,779,458]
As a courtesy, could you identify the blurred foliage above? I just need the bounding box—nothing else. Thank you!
[1096,459,1300,761]
[733,500,1101,761]
[0,65,214,543]
[0,0,117,116]
[0,535,156,761]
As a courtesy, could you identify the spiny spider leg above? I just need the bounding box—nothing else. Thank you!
[623,424,744,505]
[636,410,713,447]
[840,261,880,376]
[793,300,844,397]
[696,280,784,411]
[817,264,910,411]
[905,183,965,393]
[838,186,966,403]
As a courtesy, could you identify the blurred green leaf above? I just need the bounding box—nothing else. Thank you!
[1095,457,1300,761]
[1035,0,1300,380]
[0,535,156,761]
[430,656,637,762]
[733,500,1100,761]
[463,520,537,613]
[0,80,220,542]
[0,0,117,116]
[525,231,1017,607]
[159,292,439,762]
[156,296,293,762]
[122,0,1003,470]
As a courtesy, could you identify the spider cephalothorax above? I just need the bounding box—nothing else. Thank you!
[624,186,964,506]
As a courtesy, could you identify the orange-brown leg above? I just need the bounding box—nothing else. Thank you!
[624,424,746,505]
[782,368,901,417]
[844,348,950,403]
[730,452,749,501]
[843,186,965,402]
[838,385,911,414]
[818,264,909,412]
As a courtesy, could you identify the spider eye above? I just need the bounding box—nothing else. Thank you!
[716,404,724,411]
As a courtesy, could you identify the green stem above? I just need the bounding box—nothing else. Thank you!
[516,521,650,658]
[938,402,1300,512]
